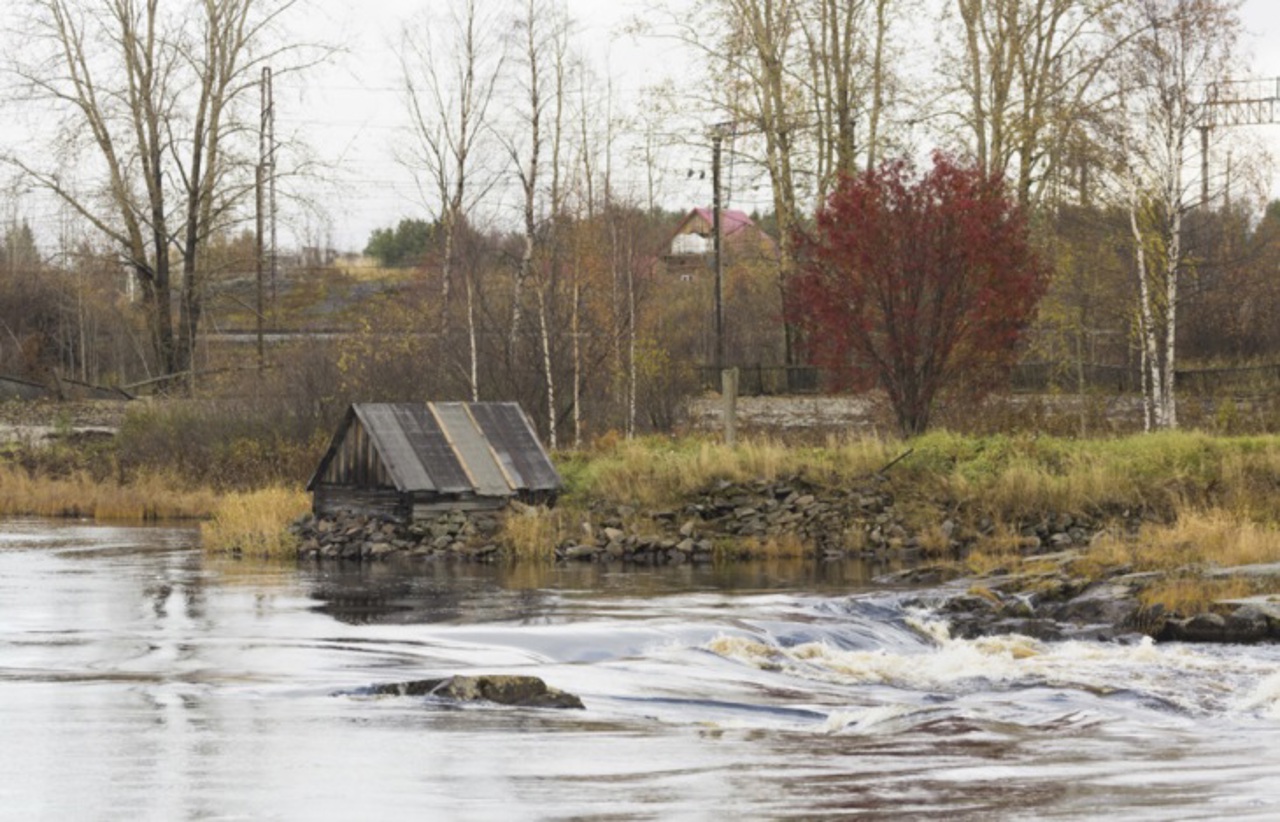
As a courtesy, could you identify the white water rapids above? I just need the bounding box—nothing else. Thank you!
[2,520,1279,820]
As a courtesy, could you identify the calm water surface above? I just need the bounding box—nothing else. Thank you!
[3,519,1280,820]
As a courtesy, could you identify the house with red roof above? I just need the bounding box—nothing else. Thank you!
[659,207,778,280]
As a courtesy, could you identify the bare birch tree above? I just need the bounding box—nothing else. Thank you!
[948,0,1123,204]
[800,0,866,196]
[501,0,576,445]
[400,0,506,401]
[654,0,905,366]
[6,0,304,389]
[659,0,807,363]
[1117,0,1241,430]
[796,0,897,195]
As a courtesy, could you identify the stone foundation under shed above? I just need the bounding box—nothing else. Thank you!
[292,509,504,561]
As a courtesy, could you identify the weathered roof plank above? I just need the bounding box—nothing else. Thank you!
[357,404,436,492]
[469,403,562,491]
[431,403,512,497]
[390,404,471,493]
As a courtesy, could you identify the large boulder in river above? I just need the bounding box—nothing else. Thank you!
[1044,582,1140,629]
[366,675,585,709]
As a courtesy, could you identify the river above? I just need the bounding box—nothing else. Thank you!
[2,520,1279,820]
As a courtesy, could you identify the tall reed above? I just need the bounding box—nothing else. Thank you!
[200,486,310,557]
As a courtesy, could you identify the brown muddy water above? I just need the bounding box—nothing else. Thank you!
[3,519,1280,820]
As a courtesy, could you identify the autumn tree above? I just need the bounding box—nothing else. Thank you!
[400,0,505,400]
[789,153,1047,436]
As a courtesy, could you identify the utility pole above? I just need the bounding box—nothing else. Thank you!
[712,128,725,371]
[1199,77,1280,208]
[255,68,271,375]
[255,170,264,374]
[265,66,277,309]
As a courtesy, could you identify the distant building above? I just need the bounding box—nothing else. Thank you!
[659,207,778,280]
[307,402,561,522]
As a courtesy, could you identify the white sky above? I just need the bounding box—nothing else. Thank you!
[291,0,1280,251]
[279,0,688,250]
[4,0,1280,252]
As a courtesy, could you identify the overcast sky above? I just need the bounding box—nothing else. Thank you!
[4,0,1280,252]
[283,0,686,250]
[289,0,1280,251]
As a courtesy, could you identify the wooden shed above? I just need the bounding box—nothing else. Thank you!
[306,402,561,520]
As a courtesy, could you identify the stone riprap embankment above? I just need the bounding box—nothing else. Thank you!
[294,474,922,564]
[293,473,1115,565]
[560,475,902,563]
[290,486,1280,645]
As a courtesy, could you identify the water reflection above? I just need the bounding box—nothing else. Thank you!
[297,555,906,625]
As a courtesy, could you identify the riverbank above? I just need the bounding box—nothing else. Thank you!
[282,431,1280,639]
[5,400,1280,633]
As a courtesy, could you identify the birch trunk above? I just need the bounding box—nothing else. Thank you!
[1127,178,1163,431]
[466,268,479,401]
[572,277,581,449]
[537,285,556,449]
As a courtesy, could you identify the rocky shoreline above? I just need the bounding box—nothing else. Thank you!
[289,473,1280,645]
[294,473,955,564]
[893,553,1280,645]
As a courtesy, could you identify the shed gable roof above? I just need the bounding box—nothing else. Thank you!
[307,402,560,496]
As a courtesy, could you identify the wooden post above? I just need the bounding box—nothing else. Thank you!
[255,162,264,375]
[722,367,738,447]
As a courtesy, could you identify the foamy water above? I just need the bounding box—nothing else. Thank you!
[705,618,1280,720]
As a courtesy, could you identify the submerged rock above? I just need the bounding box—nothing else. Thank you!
[363,674,585,709]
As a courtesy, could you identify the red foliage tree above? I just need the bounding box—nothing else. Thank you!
[789,153,1047,436]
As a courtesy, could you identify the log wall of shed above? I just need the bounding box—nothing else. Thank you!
[313,486,408,520]
[322,420,393,489]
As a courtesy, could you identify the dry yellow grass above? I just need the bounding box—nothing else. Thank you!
[497,505,566,562]
[200,486,309,557]
[1078,509,1280,575]
[915,522,952,557]
[910,430,1280,525]
[1138,576,1258,615]
[0,465,217,520]
[563,435,896,508]
[713,532,808,561]
[1060,510,1280,615]
[962,526,1036,575]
